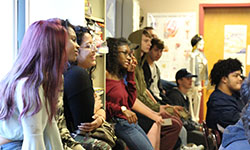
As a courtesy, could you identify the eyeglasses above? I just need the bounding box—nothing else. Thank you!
[81,43,97,50]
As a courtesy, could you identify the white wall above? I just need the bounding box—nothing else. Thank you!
[0,0,16,79]
[28,0,85,26]
[138,0,250,30]
[0,0,86,79]
[106,0,116,37]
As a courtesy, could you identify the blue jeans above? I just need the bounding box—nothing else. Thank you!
[0,141,22,150]
[114,118,153,150]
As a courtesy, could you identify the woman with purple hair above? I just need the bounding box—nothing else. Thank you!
[0,19,67,150]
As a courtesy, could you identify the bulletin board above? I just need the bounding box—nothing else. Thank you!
[147,13,196,81]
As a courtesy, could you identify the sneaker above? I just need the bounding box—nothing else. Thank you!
[180,143,204,150]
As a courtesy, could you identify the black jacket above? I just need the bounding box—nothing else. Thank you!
[142,61,173,105]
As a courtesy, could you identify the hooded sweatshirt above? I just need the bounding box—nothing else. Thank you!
[221,119,249,148]
[128,29,160,112]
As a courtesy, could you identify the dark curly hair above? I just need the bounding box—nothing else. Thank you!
[106,37,130,79]
[209,58,243,87]
[74,25,91,46]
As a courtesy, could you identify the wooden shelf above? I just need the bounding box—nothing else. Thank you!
[96,53,104,57]
[86,0,106,108]
[85,15,104,23]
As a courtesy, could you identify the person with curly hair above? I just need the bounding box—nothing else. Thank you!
[55,19,84,150]
[63,26,112,150]
[106,37,164,150]
[219,73,250,150]
[206,58,245,133]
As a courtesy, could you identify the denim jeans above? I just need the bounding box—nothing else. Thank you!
[114,118,153,150]
[0,141,22,150]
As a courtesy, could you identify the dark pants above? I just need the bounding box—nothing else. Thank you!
[160,113,183,150]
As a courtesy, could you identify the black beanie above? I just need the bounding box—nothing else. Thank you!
[191,34,202,47]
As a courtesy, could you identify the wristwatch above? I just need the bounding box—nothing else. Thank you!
[121,106,127,112]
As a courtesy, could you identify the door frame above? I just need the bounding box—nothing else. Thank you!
[199,3,250,35]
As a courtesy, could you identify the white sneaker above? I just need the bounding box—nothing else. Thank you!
[197,145,204,150]
[180,144,204,150]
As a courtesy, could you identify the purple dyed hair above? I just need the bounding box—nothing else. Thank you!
[0,19,67,122]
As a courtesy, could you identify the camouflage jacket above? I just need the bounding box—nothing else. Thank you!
[56,82,82,150]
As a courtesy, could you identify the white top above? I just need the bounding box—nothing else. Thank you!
[0,78,63,150]
[149,63,162,100]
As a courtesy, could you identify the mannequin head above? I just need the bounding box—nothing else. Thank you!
[197,38,204,50]
[191,34,204,51]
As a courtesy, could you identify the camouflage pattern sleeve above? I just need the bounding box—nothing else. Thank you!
[56,80,82,150]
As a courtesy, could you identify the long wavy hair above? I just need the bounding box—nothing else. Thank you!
[0,19,67,122]
[106,37,129,79]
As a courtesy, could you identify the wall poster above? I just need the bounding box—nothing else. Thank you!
[147,13,196,81]
[224,25,247,75]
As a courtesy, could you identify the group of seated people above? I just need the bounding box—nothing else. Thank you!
[0,18,249,150]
